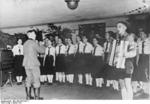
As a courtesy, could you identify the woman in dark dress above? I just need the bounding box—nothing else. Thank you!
[12,38,24,85]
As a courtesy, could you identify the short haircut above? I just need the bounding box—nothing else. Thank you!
[117,21,131,33]
[27,29,36,34]
[117,21,129,28]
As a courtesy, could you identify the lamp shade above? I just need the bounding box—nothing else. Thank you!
[65,0,80,10]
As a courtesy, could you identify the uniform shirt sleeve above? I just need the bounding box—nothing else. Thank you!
[94,45,104,56]
[12,45,17,56]
[125,42,137,58]
[79,42,84,53]
[90,44,94,52]
[20,45,23,55]
[45,47,48,55]
[85,42,93,53]
[74,44,78,53]
[99,45,104,55]
[61,45,67,54]
[55,46,58,55]
[52,47,56,56]
[12,45,23,55]
[144,38,150,54]
[71,45,76,54]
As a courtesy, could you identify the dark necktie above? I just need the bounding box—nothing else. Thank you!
[93,46,97,55]
[77,43,80,53]
[67,45,70,55]
[18,48,21,55]
[105,41,109,52]
[59,45,62,54]
[83,44,87,53]
[142,41,145,54]
[48,47,51,56]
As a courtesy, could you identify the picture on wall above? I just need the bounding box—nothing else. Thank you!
[79,23,105,44]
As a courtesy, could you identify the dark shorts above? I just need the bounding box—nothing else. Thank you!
[115,69,132,79]
[25,66,41,88]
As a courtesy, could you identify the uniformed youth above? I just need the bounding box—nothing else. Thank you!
[82,36,93,86]
[39,39,48,84]
[65,38,76,84]
[103,32,114,88]
[113,21,136,100]
[74,35,85,84]
[135,31,150,96]
[43,38,56,85]
[55,37,67,83]
[12,38,24,85]
[92,37,104,88]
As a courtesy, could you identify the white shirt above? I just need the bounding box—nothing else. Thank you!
[144,38,150,54]
[66,44,76,55]
[12,44,23,56]
[92,44,104,56]
[75,41,85,53]
[137,39,143,54]
[137,38,150,54]
[125,42,137,58]
[45,46,55,56]
[83,42,93,54]
[55,44,66,55]
[104,41,111,53]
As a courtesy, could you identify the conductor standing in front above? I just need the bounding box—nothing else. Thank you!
[23,30,45,100]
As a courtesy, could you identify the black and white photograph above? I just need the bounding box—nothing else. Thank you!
[0,0,150,103]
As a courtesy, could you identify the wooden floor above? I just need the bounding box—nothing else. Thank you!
[0,82,149,100]
[1,83,121,100]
